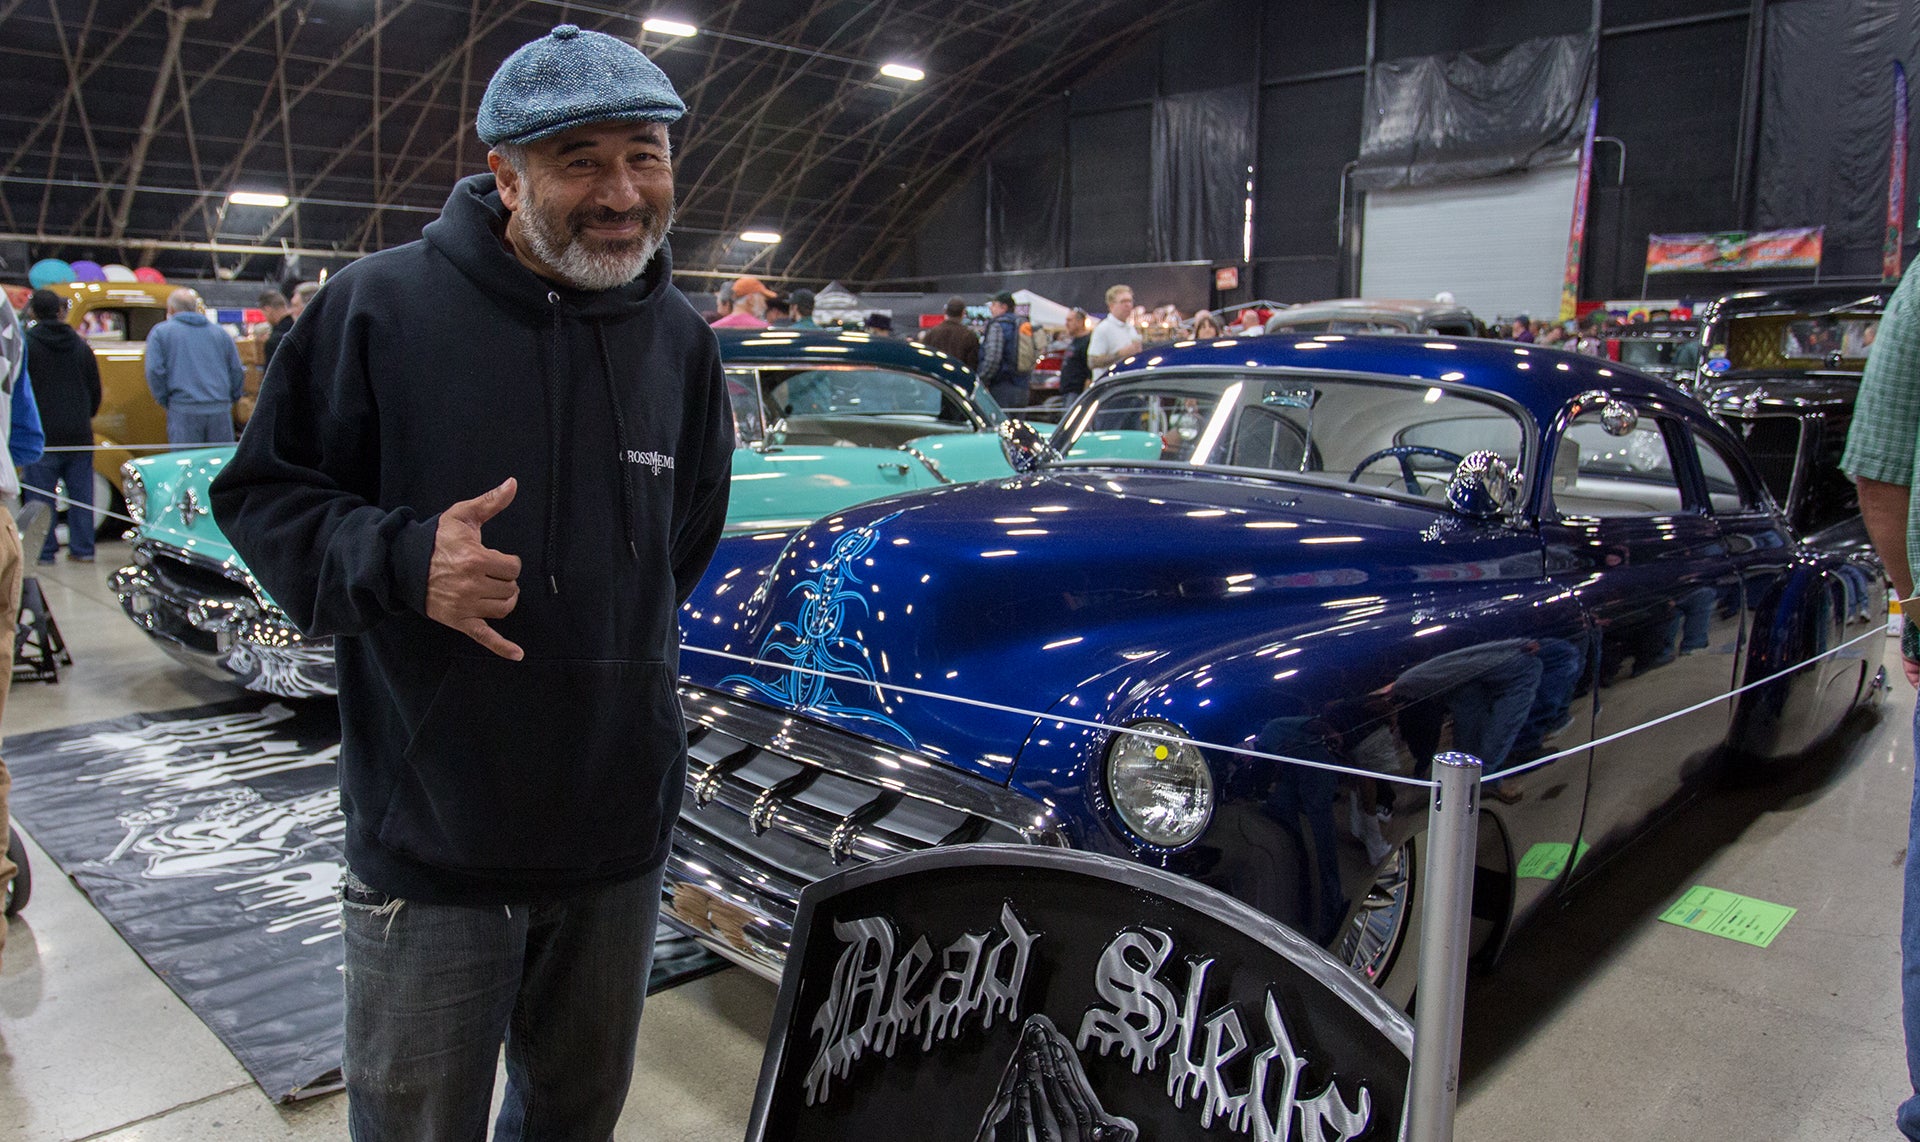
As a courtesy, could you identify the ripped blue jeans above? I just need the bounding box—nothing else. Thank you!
[339,866,664,1142]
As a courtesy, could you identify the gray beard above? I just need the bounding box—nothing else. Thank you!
[519,200,672,292]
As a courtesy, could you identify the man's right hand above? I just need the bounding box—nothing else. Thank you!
[425,478,524,661]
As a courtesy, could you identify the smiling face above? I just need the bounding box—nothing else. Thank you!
[491,119,675,291]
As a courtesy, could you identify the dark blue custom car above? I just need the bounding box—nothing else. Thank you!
[664,334,1886,1002]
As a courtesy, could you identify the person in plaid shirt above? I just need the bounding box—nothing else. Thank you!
[1842,260,1920,1139]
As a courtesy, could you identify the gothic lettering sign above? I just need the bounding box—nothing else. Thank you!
[746,846,1411,1141]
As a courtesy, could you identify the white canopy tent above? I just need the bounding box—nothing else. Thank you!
[1012,289,1071,328]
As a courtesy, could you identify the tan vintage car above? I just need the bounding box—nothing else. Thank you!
[41,281,262,534]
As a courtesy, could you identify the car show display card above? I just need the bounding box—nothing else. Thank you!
[1515,839,1591,880]
[1658,885,1796,948]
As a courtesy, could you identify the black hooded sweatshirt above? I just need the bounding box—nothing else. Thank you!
[210,174,733,905]
[24,319,102,447]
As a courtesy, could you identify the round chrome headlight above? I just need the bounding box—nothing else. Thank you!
[1105,720,1214,848]
[119,461,147,524]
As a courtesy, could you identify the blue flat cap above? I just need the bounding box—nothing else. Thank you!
[477,25,685,146]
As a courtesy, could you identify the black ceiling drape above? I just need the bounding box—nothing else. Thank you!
[986,104,1068,273]
[1354,33,1596,192]
[1756,0,1920,267]
[1149,86,1255,264]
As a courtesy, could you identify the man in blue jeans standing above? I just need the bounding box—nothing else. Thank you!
[210,24,731,1141]
[144,288,243,444]
[1842,259,1920,1139]
[22,289,102,562]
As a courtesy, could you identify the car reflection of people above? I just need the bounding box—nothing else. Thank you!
[1385,636,1588,776]
[1388,639,1544,775]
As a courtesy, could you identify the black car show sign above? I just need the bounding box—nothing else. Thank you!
[747,845,1412,1141]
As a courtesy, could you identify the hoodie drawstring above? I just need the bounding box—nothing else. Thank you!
[543,292,566,595]
[594,325,641,564]
[539,294,642,595]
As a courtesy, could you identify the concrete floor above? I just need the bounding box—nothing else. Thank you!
[1,540,1914,1139]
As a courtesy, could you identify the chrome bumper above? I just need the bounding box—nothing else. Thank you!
[111,545,337,698]
[663,685,1068,980]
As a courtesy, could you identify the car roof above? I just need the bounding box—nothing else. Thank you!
[45,281,175,308]
[1612,320,1698,336]
[1699,281,1892,323]
[1105,332,1684,429]
[1266,298,1479,325]
[714,327,974,386]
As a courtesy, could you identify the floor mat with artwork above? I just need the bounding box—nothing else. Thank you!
[4,698,727,1102]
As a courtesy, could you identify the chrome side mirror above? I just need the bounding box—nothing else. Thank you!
[1572,390,1638,436]
[762,417,788,450]
[998,419,1054,474]
[1446,450,1519,520]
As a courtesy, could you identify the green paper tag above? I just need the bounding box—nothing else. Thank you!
[1659,886,1796,948]
[1516,843,1570,879]
[1515,839,1592,880]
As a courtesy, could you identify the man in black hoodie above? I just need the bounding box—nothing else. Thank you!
[210,25,731,1141]
[21,289,102,562]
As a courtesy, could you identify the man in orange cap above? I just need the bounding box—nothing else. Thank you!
[712,275,776,328]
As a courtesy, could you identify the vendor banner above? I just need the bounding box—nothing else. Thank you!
[1645,227,1824,274]
[1885,61,1909,282]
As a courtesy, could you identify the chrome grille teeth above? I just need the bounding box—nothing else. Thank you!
[748,769,820,835]
[827,790,903,865]
[692,743,758,808]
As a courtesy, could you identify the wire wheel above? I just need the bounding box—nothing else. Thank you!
[1336,841,1413,985]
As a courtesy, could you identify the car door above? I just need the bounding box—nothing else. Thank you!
[1544,400,1744,876]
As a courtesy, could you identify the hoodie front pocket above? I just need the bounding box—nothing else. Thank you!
[378,657,683,872]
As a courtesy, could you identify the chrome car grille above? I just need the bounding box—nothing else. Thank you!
[148,547,255,606]
[665,685,1067,978]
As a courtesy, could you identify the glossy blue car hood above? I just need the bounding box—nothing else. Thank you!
[680,467,1541,783]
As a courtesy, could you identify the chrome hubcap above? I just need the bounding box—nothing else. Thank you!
[1336,842,1413,984]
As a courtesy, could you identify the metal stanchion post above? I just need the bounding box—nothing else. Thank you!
[1406,751,1482,1142]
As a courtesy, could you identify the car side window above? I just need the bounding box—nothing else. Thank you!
[763,368,963,421]
[1552,411,1688,518]
[724,368,763,446]
[1692,432,1756,514]
[79,309,128,341]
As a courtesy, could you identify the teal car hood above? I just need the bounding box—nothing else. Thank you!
[127,446,240,562]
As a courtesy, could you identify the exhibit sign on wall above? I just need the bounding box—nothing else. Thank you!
[744,846,1412,1142]
[1644,227,1826,274]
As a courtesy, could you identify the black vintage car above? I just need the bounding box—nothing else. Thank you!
[1608,318,1702,386]
[1692,282,1894,554]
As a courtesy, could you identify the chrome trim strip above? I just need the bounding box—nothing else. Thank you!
[677,684,1070,844]
[666,684,1073,974]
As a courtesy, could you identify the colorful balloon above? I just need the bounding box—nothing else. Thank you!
[27,259,76,288]
[69,260,106,281]
[133,267,166,283]
[101,263,138,282]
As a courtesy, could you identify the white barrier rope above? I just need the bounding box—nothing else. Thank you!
[678,643,1434,786]
[22,469,1890,794]
[1490,622,1886,780]
[682,620,1891,791]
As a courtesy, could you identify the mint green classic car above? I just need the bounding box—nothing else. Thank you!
[110,329,1152,696]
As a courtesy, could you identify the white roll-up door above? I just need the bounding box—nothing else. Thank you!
[1360,163,1579,325]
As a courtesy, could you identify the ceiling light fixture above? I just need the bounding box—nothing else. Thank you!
[642,18,698,37]
[879,62,925,82]
[740,230,782,244]
[227,191,290,208]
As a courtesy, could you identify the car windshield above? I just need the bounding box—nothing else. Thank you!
[1722,312,1880,371]
[1054,371,1527,500]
